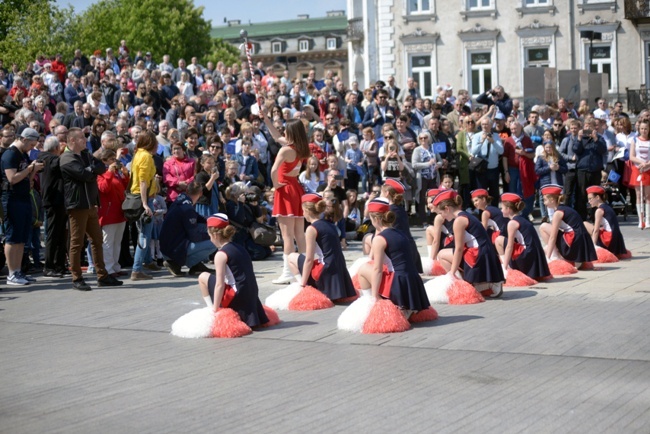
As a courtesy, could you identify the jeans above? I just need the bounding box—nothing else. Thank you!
[132,198,154,272]
[508,168,522,196]
[184,239,217,268]
[475,167,500,206]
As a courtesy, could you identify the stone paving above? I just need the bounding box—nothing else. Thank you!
[1,220,650,433]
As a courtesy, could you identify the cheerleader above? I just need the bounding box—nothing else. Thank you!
[495,193,551,280]
[263,109,311,284]
[288,193,357,301]
[471,188,508,244]
[381,179,423,273]
[197,214,269,327]
[539,184,597,265]
[356,198,431,312]
[583,186,628,257]
[436,190,504,297]
[424,188,454,260]
[628,119,650,228]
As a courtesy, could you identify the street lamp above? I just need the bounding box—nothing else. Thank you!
[580,30,602,73]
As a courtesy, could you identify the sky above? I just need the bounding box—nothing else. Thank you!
[54,0,347,25]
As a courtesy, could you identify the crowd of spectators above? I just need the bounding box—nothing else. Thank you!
[1,44,648,288]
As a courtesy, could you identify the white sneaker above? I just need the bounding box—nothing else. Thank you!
[7,272,29,286]
[19,271,36,283]
[272,272,294,285]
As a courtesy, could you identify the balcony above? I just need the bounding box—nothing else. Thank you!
[624,0,650,24]
[347,18,364,43]
[626,87,650,115]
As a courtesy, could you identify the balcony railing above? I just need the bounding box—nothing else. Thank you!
[626,87,650,114]
[624,0,650,22]
[347,18,364,43]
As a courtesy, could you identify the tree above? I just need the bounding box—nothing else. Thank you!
[205,38,242,68]
[72,0,213,64]
[0,0,76,66]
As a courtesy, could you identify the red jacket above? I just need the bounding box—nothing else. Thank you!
[97,170,130,226]
[51,60,67,84]
[163,156,195,202]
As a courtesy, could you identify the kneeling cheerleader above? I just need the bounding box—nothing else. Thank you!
[540,184,597,270]
[495,193,551,284]
[583,186,629,261]
[338,198,436,333]
[471,188,508,245]
[171,214,279,338]
[436,189,505,297]
[422,188,452,276]
[382,179,423,273]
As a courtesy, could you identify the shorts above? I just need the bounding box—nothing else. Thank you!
[2,199,32,244]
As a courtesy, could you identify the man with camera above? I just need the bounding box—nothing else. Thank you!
[573,118,607,220]
[160,181,216,277]
[1,128,43,285]
[60,128,123,290]
[476,85,513,118]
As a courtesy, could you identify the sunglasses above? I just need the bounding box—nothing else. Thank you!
[371,190,381,194]
[384,135,392,139]
[553,123,563,127]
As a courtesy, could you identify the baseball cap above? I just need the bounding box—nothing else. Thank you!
[21,128,40,141]
[494,112,505,120]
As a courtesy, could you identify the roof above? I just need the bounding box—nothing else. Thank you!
[210,16,348,40]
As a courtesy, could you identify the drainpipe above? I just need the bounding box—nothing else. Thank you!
[568,0,576,70]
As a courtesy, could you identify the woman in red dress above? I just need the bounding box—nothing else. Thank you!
[263,109,311,283]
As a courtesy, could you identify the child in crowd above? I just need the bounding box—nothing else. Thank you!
[344,135,363,191]
[151,181,167,266]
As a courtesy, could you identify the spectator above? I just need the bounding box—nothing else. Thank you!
[362,89,395,138]
[224,182,272,261]
[163,140,195,205]
[59,128,123,290]
[558,119,581,209]
[502,119,536,219]
[193,153,220,218]
[471,117,504,206]
[573,118,607,220]
[476,85,512,118]
[412,130,440,225]
[535,139,568,223]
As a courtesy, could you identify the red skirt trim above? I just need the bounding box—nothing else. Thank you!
[599,228,612,247]
[367,260,394,299]
[463,246,479,268]
[444,235,454,247]
[491,231,499,244]
[220,284,236,308]
[511,242,525,260]
[311,260,324,281]
[563,231,575,247]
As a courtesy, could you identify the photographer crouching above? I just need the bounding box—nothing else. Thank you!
[225,182,273,261]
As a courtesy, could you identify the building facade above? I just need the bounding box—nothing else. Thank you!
[347,0,650,105]
[211,12,349,83]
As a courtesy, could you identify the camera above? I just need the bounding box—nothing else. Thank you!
[140,213,152,224]
[115,161,122,170]
[583,129,592,136]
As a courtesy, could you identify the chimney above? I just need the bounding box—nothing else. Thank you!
[326,10,344,17]
[297,14,309,19]
[227,19,241,26]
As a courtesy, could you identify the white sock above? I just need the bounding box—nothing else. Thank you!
[645,204,650,224]
[360,288,371,296]
[294,274,302,284]
[203,296,213,308]
[637,204,644,227]
[426,245,432,257]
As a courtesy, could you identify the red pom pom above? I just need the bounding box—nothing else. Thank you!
[618,249,632,260]
[505,269,538,287]
[211,308,252,338]
[288,285,335,311]
[261,305,281,327]
[448,279,485,305]
[351,274,361,290]
[431,260,446,276]
[362,299,411,334]
[409,307,439,323]
[595,246,619,263]
[579,261,594,270]
[548,259,578,275]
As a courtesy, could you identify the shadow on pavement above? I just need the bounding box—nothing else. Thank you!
[430,314,484,326]
[501,289,538,300]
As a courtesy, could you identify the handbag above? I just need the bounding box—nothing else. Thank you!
[122,172,146,222]
[249,221,276,247]
[468,140,491,173]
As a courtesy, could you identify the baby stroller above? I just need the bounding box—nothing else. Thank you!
[604,182,628,220]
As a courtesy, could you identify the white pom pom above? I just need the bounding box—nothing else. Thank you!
[265,282,302,310]
[347,256,371,277]
[424,274,453,304]
[337,292,376,332]
[171,307,215,339]
[421,256,434,276]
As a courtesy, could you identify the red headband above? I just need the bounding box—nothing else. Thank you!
[367,198,390,213]
[302,193,323,204]
[426,188,441,198]
[501,193,522,203]
[471,189,489,198]
[207,213,229,229]
[540,185,563,196]
[586,186,605,195]
[433,189,458,207]
[384,179,405,194]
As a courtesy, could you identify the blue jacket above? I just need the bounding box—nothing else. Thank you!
[573,135,607,172]
[362,102,396,137]
[535,155,568,186]
[159,193,208,265]
[233,153,259,181]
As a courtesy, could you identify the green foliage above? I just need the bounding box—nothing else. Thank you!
[205,38,242,68]
[71,0,213,63]
[0,0,77,66]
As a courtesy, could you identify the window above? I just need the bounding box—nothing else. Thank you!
[526,47,550,67]
[299,40,309,52]
[271,42,282,54]
[408,0,431,14]
[588,45,612,89]
[525,0,549,4]
[409,55,433,98]
[326,38,337,50]
[469,52,493,96]
[468,0,491,9]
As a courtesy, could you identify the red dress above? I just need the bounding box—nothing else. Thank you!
[273,146,304,217]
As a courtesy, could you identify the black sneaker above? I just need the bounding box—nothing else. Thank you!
[43,268,64,278]
[163,260,185,277]
[73,279,92,291]
[188,262,213,275]
[97,275,124,287]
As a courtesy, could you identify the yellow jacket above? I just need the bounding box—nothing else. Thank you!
[130,149,158,197]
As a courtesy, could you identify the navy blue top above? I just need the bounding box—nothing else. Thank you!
[390,203,423,273]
